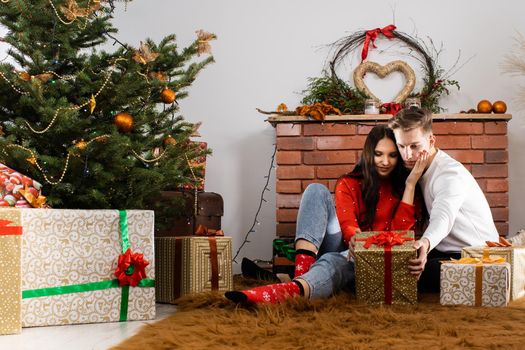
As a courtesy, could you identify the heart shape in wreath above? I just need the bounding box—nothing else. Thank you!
[353,60,416,104]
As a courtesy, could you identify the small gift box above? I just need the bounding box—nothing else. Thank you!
[272,238,295,278]
[462,243,525,301]
[355,230,417,305]
[440,251,511,307]
[155,234,232,303]
[0,210,22,334]
[0,163,46,208]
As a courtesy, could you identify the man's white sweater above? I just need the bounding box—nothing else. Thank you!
[419,149,499,252]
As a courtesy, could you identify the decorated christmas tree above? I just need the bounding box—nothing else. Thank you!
[0,0,215,209]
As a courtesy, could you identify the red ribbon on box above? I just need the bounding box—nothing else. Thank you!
[0,219,22,236]
[357,231,413,304]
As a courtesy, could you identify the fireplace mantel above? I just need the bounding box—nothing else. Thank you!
[270,113,511,237]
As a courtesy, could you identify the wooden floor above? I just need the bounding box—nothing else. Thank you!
[0,304,177,350]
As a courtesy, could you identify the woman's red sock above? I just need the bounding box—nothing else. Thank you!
[294,249,316,278]
[225,281,303,304]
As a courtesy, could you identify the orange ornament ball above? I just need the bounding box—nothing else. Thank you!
[114,112,134,133]
[163,135,177,146]
[160,88,176,104]
[492,100,507,114]
[477,100,493,113]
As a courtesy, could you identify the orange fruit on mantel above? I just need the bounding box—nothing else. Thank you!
[477,100,493,113]
[492,100,507,114]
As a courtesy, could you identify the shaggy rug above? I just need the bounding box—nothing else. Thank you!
[111,277,525,350]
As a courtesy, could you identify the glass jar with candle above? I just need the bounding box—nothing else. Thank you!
[364,99,380,115]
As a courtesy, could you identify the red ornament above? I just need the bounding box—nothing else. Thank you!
[114,248,149,287]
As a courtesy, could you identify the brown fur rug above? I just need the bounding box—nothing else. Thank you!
[112,277,525,350]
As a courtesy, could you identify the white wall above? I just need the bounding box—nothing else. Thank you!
[113,0,525,272]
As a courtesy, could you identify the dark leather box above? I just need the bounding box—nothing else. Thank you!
[154,191,223,236]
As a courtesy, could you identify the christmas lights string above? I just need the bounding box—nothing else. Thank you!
[232,143,276,263]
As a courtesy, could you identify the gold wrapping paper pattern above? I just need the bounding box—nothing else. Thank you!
[440,262,511,307]
[355,231,417,305]
[462,246,525,301]
[155,236,232,303]
[3,209,156,327]
[0,209,22,335]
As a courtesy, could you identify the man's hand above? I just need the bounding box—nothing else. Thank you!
[408,237,430,279]
[348,229,361,261]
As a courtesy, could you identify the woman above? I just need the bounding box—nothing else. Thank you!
[226,125,428,304]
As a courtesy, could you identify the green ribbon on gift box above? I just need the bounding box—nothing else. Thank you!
[273,239,296,261]
[22,210,155,322]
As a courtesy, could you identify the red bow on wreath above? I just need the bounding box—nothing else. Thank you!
[362,24,397,61]
[114,248,149,287]
[381,102,402,115]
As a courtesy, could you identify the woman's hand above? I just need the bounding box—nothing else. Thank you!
[348,228,361,261]
[406,150,430,188]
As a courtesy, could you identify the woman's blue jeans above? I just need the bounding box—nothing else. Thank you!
[294,183,355,299]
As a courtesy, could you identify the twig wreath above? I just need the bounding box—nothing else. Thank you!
[326,24,460,113]
[258,25,461,118]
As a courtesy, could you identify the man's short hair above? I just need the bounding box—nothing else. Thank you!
[388,106,433,133]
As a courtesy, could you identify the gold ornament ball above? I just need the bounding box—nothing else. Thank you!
[160,88,176,104]
[492,100,507,114]
[163,135,177,146]
[114,112,134,133]
[477,100,493,113]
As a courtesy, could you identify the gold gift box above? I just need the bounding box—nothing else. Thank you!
[440,261,511,307]
[355,230,417,305]
[155,236,232,303]
[0,208,156,327]
[462,246,525,301]
[0,209,22,335]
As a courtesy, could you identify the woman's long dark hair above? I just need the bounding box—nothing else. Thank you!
[346,125,406,227]
[342,125,428,234]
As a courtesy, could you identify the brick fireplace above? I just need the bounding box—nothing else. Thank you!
[271,114,511,238]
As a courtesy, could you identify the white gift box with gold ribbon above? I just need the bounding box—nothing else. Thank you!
[462,246,525,301]
[440,252,511,307]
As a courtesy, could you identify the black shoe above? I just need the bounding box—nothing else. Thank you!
[241,257,280,282]
[225,291,248,303]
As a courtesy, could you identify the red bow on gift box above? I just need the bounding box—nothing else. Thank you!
[357,230,413,249]
[114,248,149,287]
[195,224,224,236]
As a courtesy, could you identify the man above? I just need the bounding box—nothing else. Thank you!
[388,107,499,292]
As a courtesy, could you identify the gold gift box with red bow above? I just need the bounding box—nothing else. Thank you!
[355,230,417,305]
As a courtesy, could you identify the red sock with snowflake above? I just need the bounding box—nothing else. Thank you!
[294,249,316,278]
[225,281,303,304]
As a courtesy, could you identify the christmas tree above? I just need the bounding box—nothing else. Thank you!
[0,0,215,209]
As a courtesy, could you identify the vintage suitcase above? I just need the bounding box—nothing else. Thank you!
[155,191,223,236]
